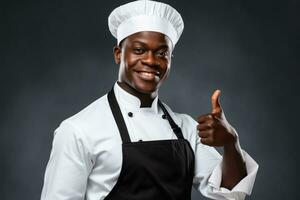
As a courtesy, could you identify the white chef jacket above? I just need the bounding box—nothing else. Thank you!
[41,82,258,200]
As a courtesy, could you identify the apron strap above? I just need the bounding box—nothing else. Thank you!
[107,87,184,143]
[108,88,131,143]
[158,100,184,139]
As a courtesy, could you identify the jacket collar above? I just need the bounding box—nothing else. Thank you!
[113,82,159,114]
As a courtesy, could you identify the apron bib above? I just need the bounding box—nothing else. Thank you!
[104,89,195,200]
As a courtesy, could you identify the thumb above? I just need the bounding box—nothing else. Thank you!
[211,89,222,114]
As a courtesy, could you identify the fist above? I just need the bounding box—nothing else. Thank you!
[197,90,237,147]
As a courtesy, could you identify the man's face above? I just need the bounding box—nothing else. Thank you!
[114,31,173,95]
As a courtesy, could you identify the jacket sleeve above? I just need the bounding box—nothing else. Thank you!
[179,114,259,200]
[40,120,93,200]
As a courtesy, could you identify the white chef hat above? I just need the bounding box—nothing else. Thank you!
[108,0,184,47]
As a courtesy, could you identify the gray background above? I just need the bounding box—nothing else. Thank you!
[1,0,297,199]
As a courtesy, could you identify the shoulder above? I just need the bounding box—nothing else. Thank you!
[55,93,116,144]
[64,94,110,128]
[66,94,109,123]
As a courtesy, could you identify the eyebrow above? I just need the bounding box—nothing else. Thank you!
[131,41,170,50]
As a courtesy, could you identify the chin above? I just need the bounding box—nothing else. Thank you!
[134,83,158,95]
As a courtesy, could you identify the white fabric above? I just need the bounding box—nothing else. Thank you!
[108,0,184,46]
[41,82,258,200]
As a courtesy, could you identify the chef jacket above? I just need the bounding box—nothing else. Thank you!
[41,82,258,200]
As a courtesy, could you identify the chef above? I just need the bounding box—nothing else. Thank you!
[41,0,258,200]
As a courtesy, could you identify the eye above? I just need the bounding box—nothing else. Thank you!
[133,47,145,54]
[156,50,169,58]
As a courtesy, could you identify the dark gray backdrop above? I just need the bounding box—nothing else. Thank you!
[1,0,297,199]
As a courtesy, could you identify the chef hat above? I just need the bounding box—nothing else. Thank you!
[108,0,184,47]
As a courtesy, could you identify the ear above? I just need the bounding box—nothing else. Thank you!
[113,45,121,65]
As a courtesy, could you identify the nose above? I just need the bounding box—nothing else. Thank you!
[141,51,159,67]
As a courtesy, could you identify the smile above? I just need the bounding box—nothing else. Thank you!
[136,71,160,80]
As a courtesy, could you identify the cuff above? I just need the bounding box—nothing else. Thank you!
[208,150,259,196]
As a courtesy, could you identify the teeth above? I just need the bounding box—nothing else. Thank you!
[139,72,158,77]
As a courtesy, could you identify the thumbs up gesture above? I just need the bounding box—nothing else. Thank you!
[197,90,237,147]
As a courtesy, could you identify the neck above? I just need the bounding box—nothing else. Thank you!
[117,81,157,107]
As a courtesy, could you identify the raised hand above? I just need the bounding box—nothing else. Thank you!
[197,90,237,147]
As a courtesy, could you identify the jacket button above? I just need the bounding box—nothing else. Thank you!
[128,112,133,117]
[162,114,166,119]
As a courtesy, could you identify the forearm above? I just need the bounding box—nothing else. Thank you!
[221,141,247,189]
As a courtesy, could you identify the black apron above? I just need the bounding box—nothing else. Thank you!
[104,89,195,200]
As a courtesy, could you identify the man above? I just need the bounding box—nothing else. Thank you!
[41,1,258,199]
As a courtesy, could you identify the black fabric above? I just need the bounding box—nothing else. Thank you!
[104,88,195,200]
[158,99,184,139]
[108,88,131,143]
